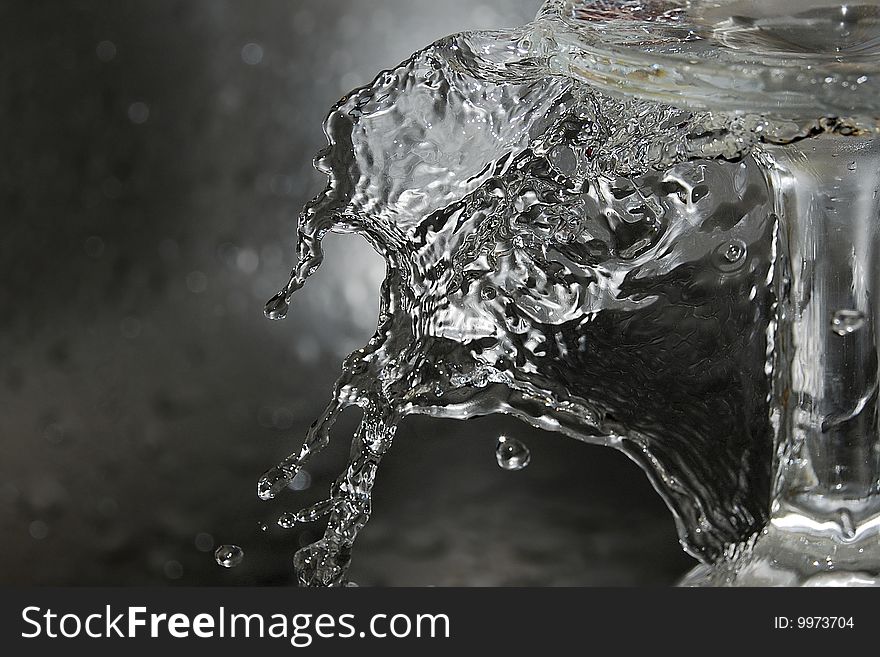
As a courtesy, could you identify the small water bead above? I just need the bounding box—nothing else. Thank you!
[723,242,745,263]
[495,436,531,471]
[214,544,244,568]
[712,239,748,273]
[257,465,296,500]
[848,161,858,171]
[264,291,291,320]
[278,512,297,529]
[831,309,866,336]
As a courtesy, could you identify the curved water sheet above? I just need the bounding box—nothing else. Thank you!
[259,7,784,586]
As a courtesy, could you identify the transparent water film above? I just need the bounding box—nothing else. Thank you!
[257,0,880,586]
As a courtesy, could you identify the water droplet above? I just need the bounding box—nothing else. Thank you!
[848,161,857,171]
[278,512,297,529]
[481,285,497,300]
[264,291,290,320]
[214,544,244,568]
[712,239,747,272]
[831,309,865,336]
[257,465,296,500]
[495,435,531,471]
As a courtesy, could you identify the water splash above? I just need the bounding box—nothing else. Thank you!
[250,3,846,586]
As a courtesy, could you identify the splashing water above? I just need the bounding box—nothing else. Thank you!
[254,1,872,586]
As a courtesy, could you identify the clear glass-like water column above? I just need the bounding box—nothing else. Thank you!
[260,0,880,586]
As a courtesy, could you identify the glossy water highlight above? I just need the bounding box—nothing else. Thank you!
[257,1,880,585]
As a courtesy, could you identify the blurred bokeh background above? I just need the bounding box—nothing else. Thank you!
[0,0,693,585]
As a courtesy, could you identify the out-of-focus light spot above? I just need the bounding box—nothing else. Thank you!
[29,520,49,540]
[294,335,320,364]
[96,40,117,63]
[289,469,312,491]
[84,235,105,258]
[236,248,260,274]
[164,560,184,580]
[241,42,264,65]
[128,101,150,124]
[120,316,142,339]
[186,271,208,293]
[195,532,214,553]
[271,407,294,430]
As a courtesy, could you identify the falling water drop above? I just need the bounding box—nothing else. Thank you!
[831,309,866,336]
[257,465,296,500]
[214,544,244,568]
[495,435,531,471]
[264,290,291,320]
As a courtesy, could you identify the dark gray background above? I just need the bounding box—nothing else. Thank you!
[0,0,692,585]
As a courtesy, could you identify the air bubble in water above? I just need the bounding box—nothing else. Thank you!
[713,239,748,272]
[831,309,865,336]
[495,436,531,471]
[214,544,244,568]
